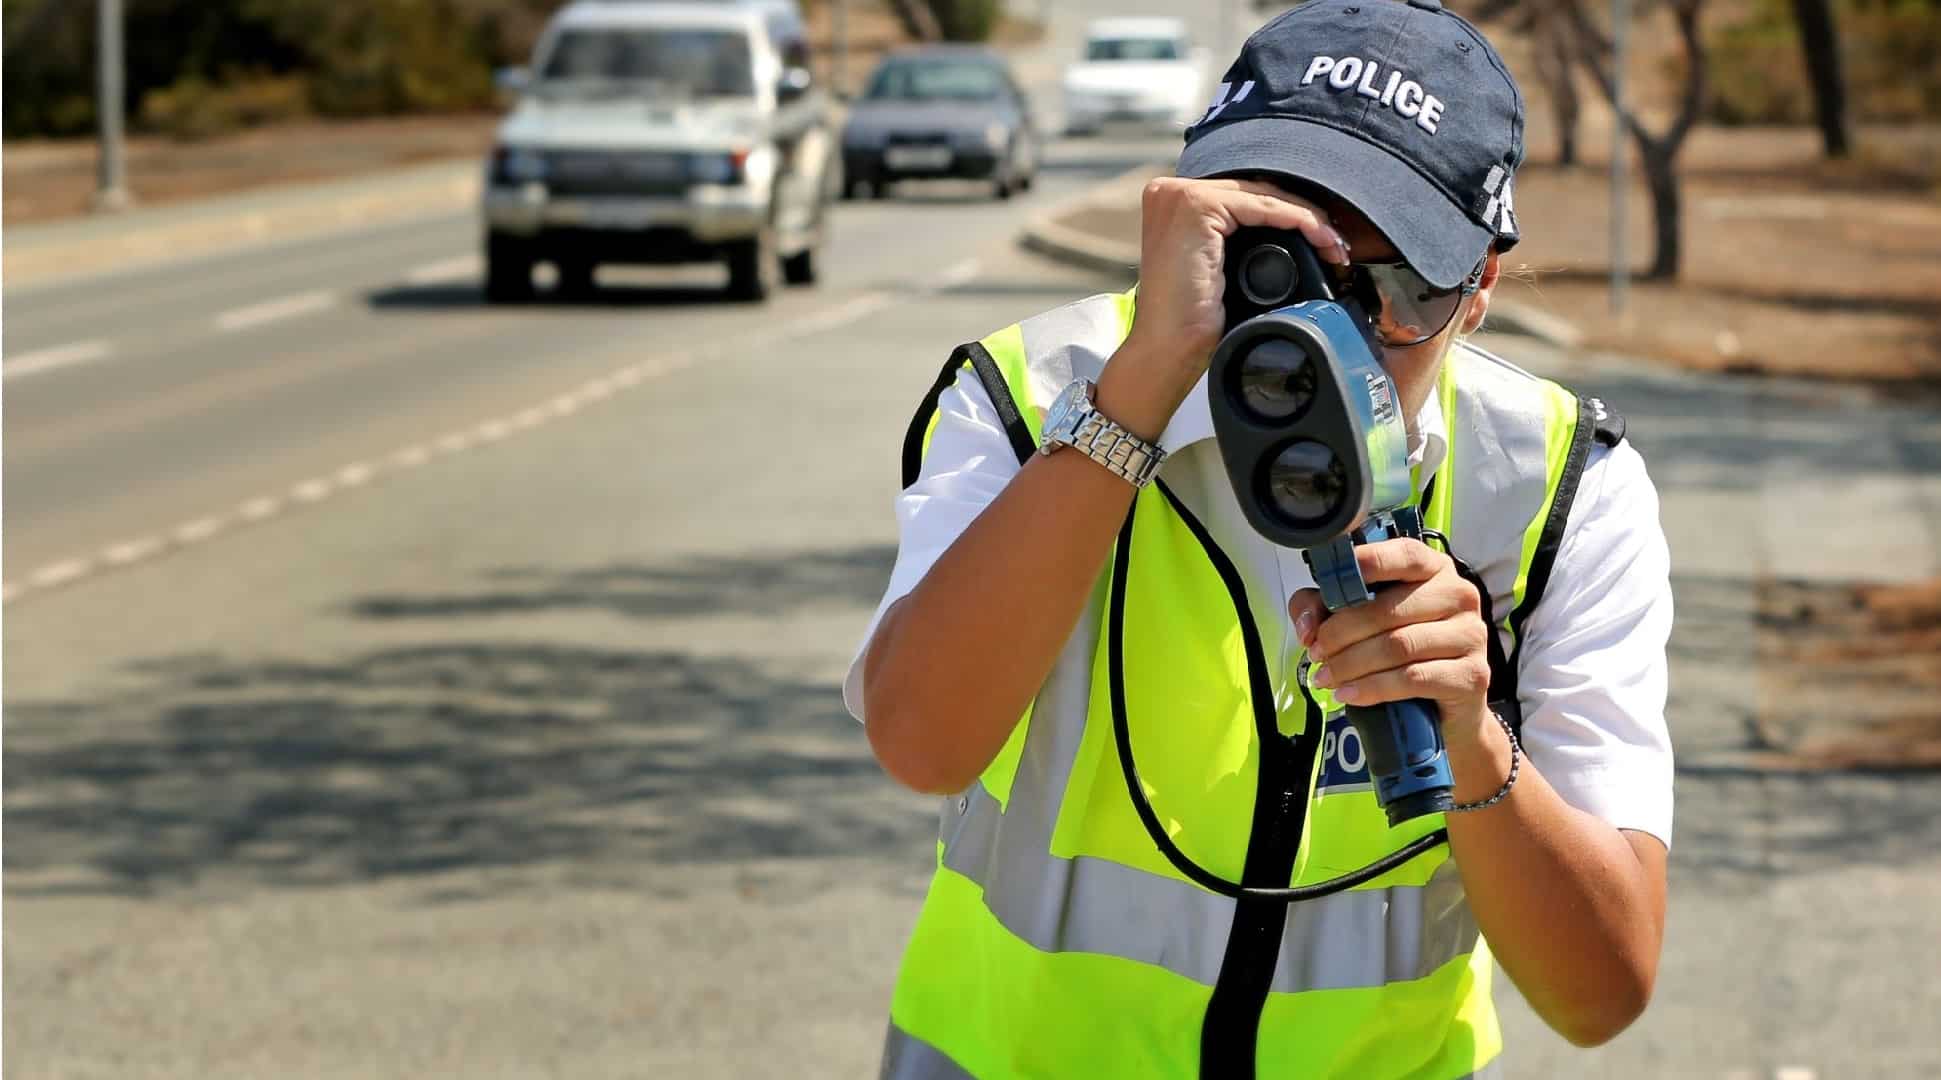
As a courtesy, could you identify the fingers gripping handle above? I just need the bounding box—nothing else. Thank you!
[1303,514,1455,826]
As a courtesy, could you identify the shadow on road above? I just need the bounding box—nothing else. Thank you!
[3,544,919,900]
[1550,356,1941,493]
[349,547,894,621]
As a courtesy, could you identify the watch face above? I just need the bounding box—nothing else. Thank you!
[1044,380,1085,438]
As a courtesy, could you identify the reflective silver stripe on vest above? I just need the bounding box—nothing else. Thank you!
[882,1018,1502,1080]
[880,1022,976,1080]
[942,780,1478,993]
[925,296,1482,999]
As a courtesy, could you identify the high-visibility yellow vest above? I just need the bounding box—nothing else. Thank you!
[882,290,1617,1079]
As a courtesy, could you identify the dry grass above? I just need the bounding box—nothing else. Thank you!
[2,113,499,226]
[1489,7,1941,389]
[1498,121,1941,388]
[1754,578,1941,769]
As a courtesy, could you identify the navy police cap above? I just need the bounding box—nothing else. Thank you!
[1179,0,1526,289]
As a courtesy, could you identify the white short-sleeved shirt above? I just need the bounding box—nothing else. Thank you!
[846,361,1675,847]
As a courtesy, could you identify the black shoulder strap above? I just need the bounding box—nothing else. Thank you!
[1432,388,1623,734]
[1501,393,1606,698]
[899,341,1035,489]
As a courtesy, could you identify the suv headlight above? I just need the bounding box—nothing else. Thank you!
[983,122,1009,152]
[492,146,548,185]
[688,148,750,185]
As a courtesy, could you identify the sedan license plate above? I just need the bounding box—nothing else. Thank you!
[885,145,953,171]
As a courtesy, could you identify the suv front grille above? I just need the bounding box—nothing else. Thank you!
[546,150,691,197]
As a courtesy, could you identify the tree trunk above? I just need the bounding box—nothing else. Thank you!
[1640,143,1681,280]
[1788,0,1850,157]
[885,0,942,41]
[1532,10,1581,166]
[1562,0,1706,279]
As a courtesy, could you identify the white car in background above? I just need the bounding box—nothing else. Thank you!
[1062,17,1210,135]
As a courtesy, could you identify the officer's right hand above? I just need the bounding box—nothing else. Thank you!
[1104,177,1352,435]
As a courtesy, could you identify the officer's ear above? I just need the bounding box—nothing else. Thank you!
[1458,251,1502,337]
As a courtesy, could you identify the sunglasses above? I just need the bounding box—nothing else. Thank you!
[1328,256,1487,349]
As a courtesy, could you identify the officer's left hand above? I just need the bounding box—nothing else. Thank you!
[1288,539,1492,723]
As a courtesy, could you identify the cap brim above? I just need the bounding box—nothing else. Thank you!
[1178,117,1491,290]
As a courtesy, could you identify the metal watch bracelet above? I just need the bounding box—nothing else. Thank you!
[1059,410,1165,488]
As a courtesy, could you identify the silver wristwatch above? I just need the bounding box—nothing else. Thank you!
[1038,378,1166,489]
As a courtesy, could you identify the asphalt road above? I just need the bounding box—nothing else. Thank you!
[2,143,1165,1080]
[8,2,1941,1074]
[0,4,1227,1077]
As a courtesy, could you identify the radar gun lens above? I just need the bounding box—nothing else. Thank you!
[1264,440,1348,525]
[1236,338,1318,422]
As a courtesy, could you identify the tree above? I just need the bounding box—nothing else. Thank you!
[1788,0,1850,157]
[885,0,943,41]
[1527,4,1584,167]
[1564,0,1708,280]
[1464,0,1583,167]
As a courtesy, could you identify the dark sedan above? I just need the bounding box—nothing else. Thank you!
[840,47,1039,200]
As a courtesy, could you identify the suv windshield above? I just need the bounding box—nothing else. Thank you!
[864,60,1004,103]
[539,28,755,97]
[1085,37,1183,62]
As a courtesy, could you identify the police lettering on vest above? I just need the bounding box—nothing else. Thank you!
[1300,56,1445,134]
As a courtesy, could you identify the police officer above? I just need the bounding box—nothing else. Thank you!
[848,2,1673,1076]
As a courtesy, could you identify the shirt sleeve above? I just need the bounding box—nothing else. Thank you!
[1513,438,1676,848]
[844,368,1023,723]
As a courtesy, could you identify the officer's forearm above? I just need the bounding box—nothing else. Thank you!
[1442,711,1669,1047]
[861,447,1137,794]
[862,351,1187,796]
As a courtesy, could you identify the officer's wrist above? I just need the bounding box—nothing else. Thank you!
[1097,339,1196,442]
[1443,701,1515,804]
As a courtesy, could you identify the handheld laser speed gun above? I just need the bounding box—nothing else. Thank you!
[1206,228,1455,826]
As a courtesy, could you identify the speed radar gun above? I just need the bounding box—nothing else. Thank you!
[1208,228,1455,827]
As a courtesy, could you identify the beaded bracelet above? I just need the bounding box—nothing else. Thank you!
[1450,708,1521,813]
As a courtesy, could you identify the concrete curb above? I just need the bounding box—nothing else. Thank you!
[1016,163,1586,351]
[1014,162,1158,279]
[5,160,480,290]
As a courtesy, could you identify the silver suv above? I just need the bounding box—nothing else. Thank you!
[483,1,838,302]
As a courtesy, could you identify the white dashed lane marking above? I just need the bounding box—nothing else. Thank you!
[102,538,166,566]
[291,479,333,503]
[214,290,337,333]
[934,257,983,289]
[239,497,282,521]
[172,517,227,543]
[5,340,114,379]
[3,259,990,605]
[29,560,92,589]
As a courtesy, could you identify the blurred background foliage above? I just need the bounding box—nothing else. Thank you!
[10,0,1938,141]
[1703,0,1941,124]
[3,0,555,138]
[1,0,1010,140]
